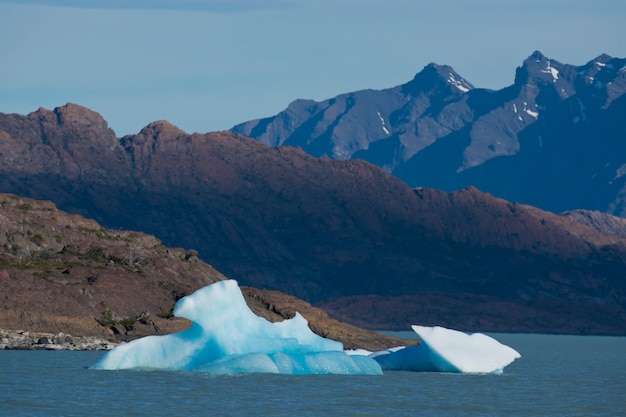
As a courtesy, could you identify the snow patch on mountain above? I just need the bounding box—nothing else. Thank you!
[447,72,471,93]
[542,60,559,81]
[377,111,390,135]
[523,102,539,118]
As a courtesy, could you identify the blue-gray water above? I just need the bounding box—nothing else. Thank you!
[1,333,625,416]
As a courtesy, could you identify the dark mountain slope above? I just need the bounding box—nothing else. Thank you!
[1,104,626,333]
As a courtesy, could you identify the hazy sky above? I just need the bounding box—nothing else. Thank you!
[1,0,625,136]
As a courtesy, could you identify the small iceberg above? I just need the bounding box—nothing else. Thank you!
[366,325,521,374]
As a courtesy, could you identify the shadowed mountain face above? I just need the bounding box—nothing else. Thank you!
[232,51,626,217]
[2,103,626,334]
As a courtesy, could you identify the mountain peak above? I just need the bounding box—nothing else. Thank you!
[138,120,186,140]
[52,103,111,130]
[521,50,554,67]
[593,53,614,64]
[404,62,474,95]
[515,51,564,86]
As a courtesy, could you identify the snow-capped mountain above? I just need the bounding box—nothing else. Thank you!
[232,51,626,217]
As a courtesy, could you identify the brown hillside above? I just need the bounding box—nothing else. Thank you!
[0,193,410,350]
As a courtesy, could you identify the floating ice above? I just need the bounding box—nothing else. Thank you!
[368,325,520,374]
[90,280,382,375]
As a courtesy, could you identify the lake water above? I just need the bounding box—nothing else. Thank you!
[1,333,625,416]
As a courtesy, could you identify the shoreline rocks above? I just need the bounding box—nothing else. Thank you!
[0,329,118,351]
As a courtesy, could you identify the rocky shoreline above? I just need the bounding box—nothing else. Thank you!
[0,329,118,351]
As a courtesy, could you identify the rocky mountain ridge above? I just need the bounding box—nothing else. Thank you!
[232,51,626,217]
[561,209,626,239]
[1,104,626,334]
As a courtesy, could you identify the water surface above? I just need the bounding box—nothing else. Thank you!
[1,333,624,416]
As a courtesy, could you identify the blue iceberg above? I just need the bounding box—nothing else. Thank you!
[90,280,382,375]
[365,325,521,374]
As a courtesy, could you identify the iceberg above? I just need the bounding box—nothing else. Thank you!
[90,280,382,375]
[90,279,519,375]
[368,325,521,374]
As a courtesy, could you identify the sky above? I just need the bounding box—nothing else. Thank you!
[1,0,625,136]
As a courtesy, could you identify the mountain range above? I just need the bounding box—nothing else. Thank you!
[232,51,626,217]
[1,102,626,334]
